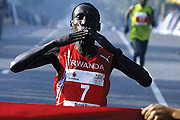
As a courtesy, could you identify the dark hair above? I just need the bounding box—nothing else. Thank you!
[71,3,100,22]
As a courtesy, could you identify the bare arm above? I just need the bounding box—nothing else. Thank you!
[142,104,180,120]
[88,29,152,87]
[125,5,133,26]
[150,9,156,27]
[10,31,88,73]
[124,5,133,34]
[146,7,156,28]
[112,52,152,87]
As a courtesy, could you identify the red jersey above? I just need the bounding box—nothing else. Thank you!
[53,44,113,106]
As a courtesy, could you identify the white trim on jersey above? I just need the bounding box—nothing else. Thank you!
[66,48,70,69]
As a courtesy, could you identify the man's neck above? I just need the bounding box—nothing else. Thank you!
[76,42,97,58]
[140,3,146,7]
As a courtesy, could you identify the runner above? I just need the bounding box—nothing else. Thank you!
[10,3,152,107]
[124,0,156,66]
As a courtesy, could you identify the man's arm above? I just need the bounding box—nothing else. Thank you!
[10,41,55,73]
[124,5,133,34]
[88,30,152,87]
[142,104,180,120]
[150,9,156,27]
[10,31,88,73]
[113,52,152,87]
[147,7,156,27]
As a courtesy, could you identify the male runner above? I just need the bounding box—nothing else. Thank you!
[124,0,156,66]
[10,3,152,107]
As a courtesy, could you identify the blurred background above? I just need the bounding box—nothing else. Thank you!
[0,0,180,108]
[4,0,180,29]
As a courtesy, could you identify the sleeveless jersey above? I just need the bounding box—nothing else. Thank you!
[130,4,153,41]
[53,44,113,107]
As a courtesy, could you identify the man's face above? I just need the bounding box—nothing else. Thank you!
[139,0,147,6]
[71,4,100,32]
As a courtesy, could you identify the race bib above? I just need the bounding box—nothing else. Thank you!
[66,69,105,86]
[135,12,148,26]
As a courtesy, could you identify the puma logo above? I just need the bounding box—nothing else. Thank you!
[100,55,110,63]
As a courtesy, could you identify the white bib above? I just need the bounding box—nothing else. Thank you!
[65,69,105,86]
[135,12,148,26]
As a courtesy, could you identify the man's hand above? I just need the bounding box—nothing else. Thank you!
[85,28,119,54]
[53,30,88,47]
[84,28,104,41]
[141,104,174,120]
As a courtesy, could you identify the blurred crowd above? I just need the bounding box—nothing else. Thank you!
[2,0,49,26]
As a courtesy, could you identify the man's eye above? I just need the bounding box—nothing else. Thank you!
[77,15,83,20]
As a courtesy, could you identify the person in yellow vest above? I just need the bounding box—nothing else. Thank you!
[124,0,155,67]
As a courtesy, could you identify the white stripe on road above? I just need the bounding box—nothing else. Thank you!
[116,30,168,106]
[1,69,10,74]
[1,28,59,74]
[116,30,134,56]
[151,80,168,106]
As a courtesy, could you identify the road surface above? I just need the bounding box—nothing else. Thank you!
[0,25,179,108]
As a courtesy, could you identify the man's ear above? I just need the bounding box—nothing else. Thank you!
[70,20,73,30]
[97,23,101,31]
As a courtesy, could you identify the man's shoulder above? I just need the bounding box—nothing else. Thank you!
[96,45,113,56]
[132,4,141,11]
[134,3,140,8]
[145,5,153,10]
[134,4,152,9]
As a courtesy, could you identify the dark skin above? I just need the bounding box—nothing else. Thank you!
[124,0,156,34]
[10,4,152,87]
[142,104,180,120]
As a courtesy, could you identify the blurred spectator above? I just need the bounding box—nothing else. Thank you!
[0,0,8,39]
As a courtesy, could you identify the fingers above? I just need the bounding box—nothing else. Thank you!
[71,30,88,37]
[69,30,89,41]
[86,28,105,41]
[70,28,102,42]
[141,104,156,120]
[146,112,155,120]
[141,104,170,120]
[141,104,153,115]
